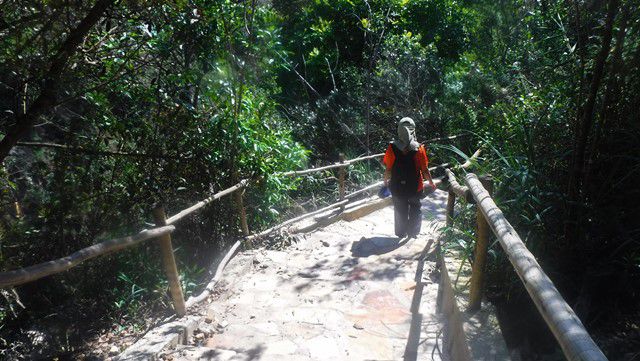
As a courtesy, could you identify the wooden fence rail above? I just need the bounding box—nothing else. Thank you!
[467,173,607,360]
[0,226,175,288]
[0,136,472,314]
[166,179,249,225]
[0,155,374,291]
[444,171,607,361]
[279,133,467,177]
[445,168,470,199]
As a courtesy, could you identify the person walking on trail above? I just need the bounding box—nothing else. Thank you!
[383,117,436,239]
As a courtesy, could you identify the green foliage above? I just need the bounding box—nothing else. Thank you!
[108,247,205,331]
[0,1,307,355]
[2,0,640,358]
[274,0,470,102]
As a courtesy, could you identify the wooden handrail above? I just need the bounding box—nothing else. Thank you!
[445,168,469,198]
[278,157,378,177]
[0,226,175,288]
[247,199,351,239]
[345,180,383,199]
[1,136,473,319]
[464,173,607,361]
[166,179,249,225]
[279,133,469,177]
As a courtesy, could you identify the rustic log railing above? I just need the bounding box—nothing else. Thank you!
[0,226,175,288]
[166,179,249,225]
[445,170,608,361]
[278,133,465,177]
[0,135,459,313]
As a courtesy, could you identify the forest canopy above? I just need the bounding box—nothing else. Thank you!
[1,0,639,359]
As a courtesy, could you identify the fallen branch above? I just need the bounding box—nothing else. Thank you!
[185,240,243,308]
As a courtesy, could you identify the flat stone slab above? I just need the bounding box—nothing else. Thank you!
[159,191,450,360]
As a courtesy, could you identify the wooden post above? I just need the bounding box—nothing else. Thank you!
[14,201,23,218]
[234,190,249,236]
[468,175,493,311]
[152,205,186,317]
[446,191,455,227]
[234,189,252,248]
[338,153,347,207]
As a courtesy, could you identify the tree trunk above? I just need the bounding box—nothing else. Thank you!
[584,4,630,199]
[0,0,114,163]
[564,0,619,243]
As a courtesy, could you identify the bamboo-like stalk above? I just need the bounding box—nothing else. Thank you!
[460,148,482,169]
[0,226,175,288]
[464,173,607,361]
[443,147,482,203]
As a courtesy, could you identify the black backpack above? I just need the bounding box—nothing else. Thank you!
[389,143,420,197]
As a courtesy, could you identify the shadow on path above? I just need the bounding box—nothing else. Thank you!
[350,236,408,257]
[403,238,438,361]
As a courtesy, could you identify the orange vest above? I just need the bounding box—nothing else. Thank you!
[382,144,429,192]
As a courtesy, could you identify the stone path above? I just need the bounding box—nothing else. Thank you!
[162,190,450,361]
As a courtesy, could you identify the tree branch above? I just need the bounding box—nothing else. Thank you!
[0,0,115,163]
[15,141,187,160]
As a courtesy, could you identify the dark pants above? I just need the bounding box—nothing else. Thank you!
[393,195,422,238]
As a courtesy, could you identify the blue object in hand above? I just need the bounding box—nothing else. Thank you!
[378,185,391,198]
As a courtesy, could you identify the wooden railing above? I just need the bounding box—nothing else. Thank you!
[444,170,608,361]
[0,227,174,288]
[0,135,463,316]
